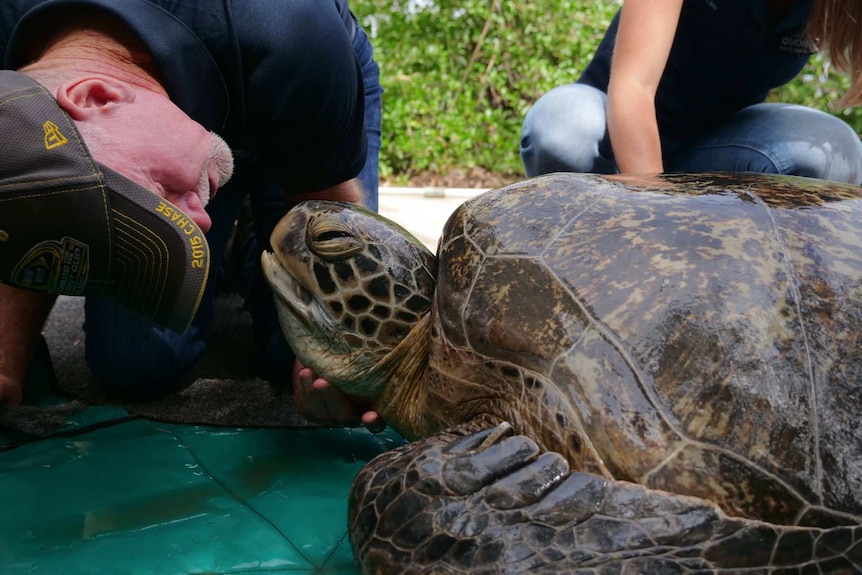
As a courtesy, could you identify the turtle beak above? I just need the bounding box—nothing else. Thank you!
[261,251,314,324]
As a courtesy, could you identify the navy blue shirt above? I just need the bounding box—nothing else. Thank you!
[0,0,366,194]
[579,0,814,140]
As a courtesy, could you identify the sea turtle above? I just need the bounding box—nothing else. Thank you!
[261,172,862,573]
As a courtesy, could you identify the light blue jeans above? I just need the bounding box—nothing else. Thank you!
[520,83,862,184]
[80,22,383,400]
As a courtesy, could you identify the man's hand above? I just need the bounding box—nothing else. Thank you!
[0,286,57,406]
[292,360,385,432]
[0,374,23,405]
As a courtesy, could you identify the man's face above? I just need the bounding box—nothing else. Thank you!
[88,89,234,233]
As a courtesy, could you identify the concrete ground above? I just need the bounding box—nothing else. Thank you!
[11,187,486,435]
[377,186,486,251]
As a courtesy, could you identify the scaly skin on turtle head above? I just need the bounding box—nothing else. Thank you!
[261,200,438,401]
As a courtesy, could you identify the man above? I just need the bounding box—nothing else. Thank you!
[0,0,383,429]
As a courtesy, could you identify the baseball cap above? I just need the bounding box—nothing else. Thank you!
[0,70,210,333]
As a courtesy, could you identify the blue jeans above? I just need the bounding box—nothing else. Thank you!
[81,21,383,400]
[520,83,862,184]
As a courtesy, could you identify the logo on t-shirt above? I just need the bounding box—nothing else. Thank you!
[780,35,813,54]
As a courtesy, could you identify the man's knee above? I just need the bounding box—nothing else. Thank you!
[84,299,207,400]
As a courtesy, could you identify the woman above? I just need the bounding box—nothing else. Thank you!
[520,0,862,183]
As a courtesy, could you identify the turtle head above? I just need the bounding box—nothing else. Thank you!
[261,201,438,399]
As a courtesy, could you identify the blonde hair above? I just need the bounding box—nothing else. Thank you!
[807,0,862,106]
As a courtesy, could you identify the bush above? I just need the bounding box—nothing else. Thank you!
[353,0,861,183]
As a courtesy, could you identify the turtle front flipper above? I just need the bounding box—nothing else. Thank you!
[349,424,862,574]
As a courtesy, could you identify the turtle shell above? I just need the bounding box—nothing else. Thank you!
[425,172,862,527]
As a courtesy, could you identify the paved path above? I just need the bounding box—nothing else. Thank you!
[378,186,485,249]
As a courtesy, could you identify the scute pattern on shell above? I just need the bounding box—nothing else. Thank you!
[422,173,862,526]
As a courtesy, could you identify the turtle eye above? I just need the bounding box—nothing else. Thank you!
[308,216,364,260]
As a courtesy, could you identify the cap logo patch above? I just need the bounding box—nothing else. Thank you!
[12,237,90,294]
[43,120,68,150]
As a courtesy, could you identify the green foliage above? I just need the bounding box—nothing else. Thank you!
[352,0,860,183]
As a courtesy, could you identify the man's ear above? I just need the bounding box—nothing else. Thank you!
[54,76,136,120]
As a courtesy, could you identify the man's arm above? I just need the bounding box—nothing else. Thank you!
[0,285,57,404]
[286,177,364,207]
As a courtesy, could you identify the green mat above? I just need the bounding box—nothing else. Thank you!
[0,407,405,574]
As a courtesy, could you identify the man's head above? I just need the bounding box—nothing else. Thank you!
[23,69,234,234]
[18,9,234,230]
[0,15,235,332]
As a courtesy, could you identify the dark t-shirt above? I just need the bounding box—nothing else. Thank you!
[0,0,366,194]
[579,0,814,139]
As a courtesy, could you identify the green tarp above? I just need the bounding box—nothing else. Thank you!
[0,406,405,574]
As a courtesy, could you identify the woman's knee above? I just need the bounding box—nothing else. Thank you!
[677,104,862,183]
[521,84,611,175]
[786,107,862,183]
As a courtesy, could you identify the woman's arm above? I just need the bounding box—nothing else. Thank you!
[606,0,684,174]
